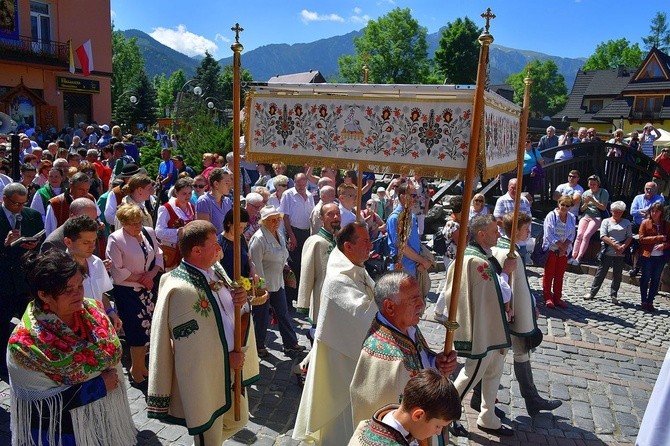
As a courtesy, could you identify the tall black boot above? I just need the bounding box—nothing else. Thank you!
[514,360,562,416]
[469,380,505,419]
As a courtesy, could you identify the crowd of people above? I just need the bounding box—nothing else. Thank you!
[2,118,669,445]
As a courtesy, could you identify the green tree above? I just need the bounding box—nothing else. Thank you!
[582,38,644,71]
[220,65,253,103]
[506,60,567,117]
[111,31,144,113]
[154,69,187,118]
[434,17,482,84]
[114,69,157,132]
[338,8,431,84]
[643,12,670,52]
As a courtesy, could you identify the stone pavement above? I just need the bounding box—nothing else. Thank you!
[1,265,667,445]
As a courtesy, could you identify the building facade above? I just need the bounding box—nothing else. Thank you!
[0,0,112,131]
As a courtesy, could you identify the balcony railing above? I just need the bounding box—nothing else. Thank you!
[0,35,69,66]
[631,111,661,121]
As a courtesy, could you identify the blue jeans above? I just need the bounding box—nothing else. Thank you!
[639,256,666,304]
[251,287,298,350]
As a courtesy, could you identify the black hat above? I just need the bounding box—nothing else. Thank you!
[117,163,141,178]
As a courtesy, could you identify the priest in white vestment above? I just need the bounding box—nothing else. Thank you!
[293,222,378,445]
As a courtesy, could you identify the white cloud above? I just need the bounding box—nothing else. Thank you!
[110,9,116,19]
[353,7,362,14]
[351,14,370,24]
[214,33,230,43]
[150,24,218,57]
[300,9,345,24]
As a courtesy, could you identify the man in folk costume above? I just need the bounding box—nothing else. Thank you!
[491,213,561,416]
[441,214,515,437]
[147,220,259,445]
[349,369,461,446]
[44,172,93,235]
[350,272,458,446]
[293,222,378,445]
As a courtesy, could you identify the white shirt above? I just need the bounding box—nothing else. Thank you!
[45,198,101,236]
[155,198,194,245]
[339,203,357,228]
[184,261,236,351]
[555,182,584,217]
[279,187,314,230]
[30,186,61,220]
[76,253,113,302]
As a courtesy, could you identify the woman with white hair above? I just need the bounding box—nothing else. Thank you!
[583,201,633,304]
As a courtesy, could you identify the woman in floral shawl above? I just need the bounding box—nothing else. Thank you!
[7,250,136,446]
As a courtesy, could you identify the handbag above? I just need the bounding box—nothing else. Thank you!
[160,244,181,269]
[283,265,297,289]
[526,327,544,350]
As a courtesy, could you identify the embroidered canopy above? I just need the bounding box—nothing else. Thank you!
[244,83,521,179]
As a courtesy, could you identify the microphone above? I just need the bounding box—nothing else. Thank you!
[14,214,22,231]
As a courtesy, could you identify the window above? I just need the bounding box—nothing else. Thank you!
[589,100,603,113]
[638,59,665,80]
[30,1,51,52]
[634,96,663,113]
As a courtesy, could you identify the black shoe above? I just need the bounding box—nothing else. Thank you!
[283,344,306,354]
[527,398,562,416]
[448,421,469,438]
[477,424,514,436]
[629,267,640,277]
[257,347,270,359]
[128,374,148,392]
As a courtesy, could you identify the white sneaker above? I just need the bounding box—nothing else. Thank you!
[569,259,580,266]
[583,293,593,299]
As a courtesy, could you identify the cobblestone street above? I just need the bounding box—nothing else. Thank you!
[1,266,665,445]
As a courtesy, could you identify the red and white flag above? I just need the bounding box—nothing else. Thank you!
[75,40,94,76]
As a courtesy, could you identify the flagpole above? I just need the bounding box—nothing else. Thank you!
[230,23,244,422]
[441,8,496,355]
[507,68,532,256]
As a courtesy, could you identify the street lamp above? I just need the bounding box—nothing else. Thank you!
[173,80,203,133]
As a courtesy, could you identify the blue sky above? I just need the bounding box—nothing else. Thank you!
[110,0,669,60]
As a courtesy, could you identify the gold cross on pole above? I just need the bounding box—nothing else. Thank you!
[231,23,244,43]
[481,8,496,33]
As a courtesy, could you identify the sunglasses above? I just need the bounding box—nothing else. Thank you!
[567,175,577,178]
[474,199,484,203]
[193,184,206,189]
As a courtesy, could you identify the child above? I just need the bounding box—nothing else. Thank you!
[349,368,461,445]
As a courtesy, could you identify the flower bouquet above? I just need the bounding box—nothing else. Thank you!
[238,276,269,306]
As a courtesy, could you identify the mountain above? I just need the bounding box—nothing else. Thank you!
[122,28,585,89]
[122,29,198,79]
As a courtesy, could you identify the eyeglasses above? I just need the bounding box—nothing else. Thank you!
[193,184,206,189]
[559,204,572,208]
[474,199,484,203]
[567,175,577,178]
[366,203,374,207]
[645,188,654,191]
[5,195,27,206]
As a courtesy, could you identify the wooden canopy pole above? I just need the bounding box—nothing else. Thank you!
[441,8,495,355]
[507,68,533,256]
[230,22,244,422]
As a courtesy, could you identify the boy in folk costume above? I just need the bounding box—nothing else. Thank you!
[490,212,561,416]
[349,369,461,446]
[147,220,259,445]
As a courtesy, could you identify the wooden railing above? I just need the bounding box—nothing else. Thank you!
[532,141,669,215]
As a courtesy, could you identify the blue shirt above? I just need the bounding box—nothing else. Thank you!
[386,205,421,277]
[630,193,665,226]
[159,160,178,189]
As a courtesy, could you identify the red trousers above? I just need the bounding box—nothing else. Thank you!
[543,251,568,302]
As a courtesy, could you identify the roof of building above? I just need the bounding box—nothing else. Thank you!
[267,70,327,84]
